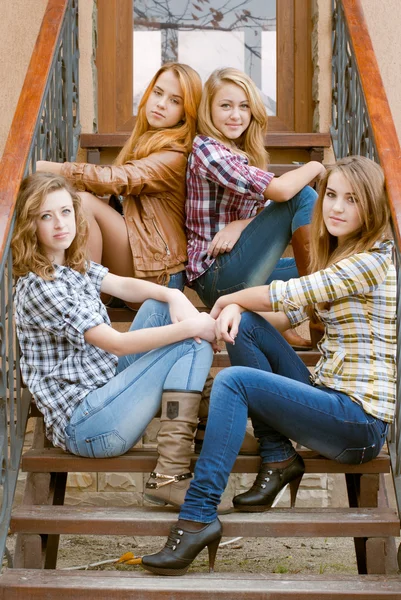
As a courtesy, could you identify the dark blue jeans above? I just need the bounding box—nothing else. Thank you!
[193,185,317,307]
[179,312,388,523]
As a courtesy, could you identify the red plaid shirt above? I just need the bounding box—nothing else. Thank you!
[185,135,274,282]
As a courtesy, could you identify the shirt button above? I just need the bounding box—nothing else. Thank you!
[154,253,162,261]
[65,313,70,318]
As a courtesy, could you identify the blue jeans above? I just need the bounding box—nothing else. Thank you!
[65,299,213,458]
[168,270,186,291]
[180,313,388,523]
[193,185,317,307]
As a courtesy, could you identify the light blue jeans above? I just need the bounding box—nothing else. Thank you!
[179,313,388,523]
[65,299,213,458]
[193,185,317,307]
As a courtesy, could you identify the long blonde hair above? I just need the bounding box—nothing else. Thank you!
[12,172,89,280]
[309,155,390,273]
[115,63,202,164]
[197,68,269,169]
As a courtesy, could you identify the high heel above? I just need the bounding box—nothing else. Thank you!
[233,453,304,512]
[141,518,222,576]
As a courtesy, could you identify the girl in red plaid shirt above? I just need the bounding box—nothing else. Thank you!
[185,67,326,347]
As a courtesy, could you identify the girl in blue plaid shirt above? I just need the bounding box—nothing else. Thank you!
[142,155,395,576]
[12,172,216,511]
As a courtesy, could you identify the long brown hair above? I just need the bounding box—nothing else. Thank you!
[197,68,269,169]
[115,63,202,164]
[309,155,391,274]
[12,172,89,280]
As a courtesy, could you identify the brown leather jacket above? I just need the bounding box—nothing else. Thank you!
[61,150,188,280]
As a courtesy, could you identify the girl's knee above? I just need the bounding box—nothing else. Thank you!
[214,366,249,397]
[236,312,270,339]
[297,184,318,204]
[131,299,169,330]
[78,190,99,208]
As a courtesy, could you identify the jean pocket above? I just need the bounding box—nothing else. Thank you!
[85,430,127,458]
[216,281,247,296]
[335,443,378,465]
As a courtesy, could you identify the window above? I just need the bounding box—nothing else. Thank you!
[133,0,277,115]
[96,0,313,133]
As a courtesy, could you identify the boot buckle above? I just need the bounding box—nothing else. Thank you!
[146,471,192,490]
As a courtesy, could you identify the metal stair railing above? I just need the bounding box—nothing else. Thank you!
[332,0,401,523]
[0,0,80,568]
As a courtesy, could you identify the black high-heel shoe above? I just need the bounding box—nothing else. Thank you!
[233,453,305,512]
[141,518,222,576]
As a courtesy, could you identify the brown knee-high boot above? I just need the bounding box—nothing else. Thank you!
[194,374,259,455]
[291,225,324,348]
[291,224,311,277]
[145,390,201,508]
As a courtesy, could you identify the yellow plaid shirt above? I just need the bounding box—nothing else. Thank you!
[269,240,396,423]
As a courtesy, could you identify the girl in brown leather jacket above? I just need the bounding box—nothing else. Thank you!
[37,62,202,289]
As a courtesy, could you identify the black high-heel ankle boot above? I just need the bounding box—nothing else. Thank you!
[141,518,222,576]
[233,454,304,512]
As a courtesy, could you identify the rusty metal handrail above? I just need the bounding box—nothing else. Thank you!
[332,0,401,521]
[0,0,79,568]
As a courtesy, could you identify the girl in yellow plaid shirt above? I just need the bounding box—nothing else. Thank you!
[141,155,396,577]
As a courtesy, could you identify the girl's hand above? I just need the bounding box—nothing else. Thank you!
[36,160,63,174]
[215,304,242,344]
[168,289,199,324]
[190,312,217,344]
[207,220,247,258]
[210,295,231,319]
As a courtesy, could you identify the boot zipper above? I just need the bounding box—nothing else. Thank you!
[153,218,171,256]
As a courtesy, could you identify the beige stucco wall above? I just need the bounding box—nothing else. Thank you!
[0,0,47,158]
[0,0,96,160]
[314,0,401,156]
[361,0,401,143]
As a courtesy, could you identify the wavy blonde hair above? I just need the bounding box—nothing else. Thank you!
[197,68,269,169]
[12,172,89,280]
[115,63,202,164]
[309,155,391,274]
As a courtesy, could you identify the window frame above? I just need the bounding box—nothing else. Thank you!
[96,0,313,133]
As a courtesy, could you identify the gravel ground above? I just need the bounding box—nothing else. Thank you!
[5,533,360,575]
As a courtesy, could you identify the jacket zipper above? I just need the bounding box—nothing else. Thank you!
[153,218,171,256]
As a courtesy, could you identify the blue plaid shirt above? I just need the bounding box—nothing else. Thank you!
[15,262,118,449]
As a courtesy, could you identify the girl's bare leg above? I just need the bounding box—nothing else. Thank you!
[79,192,134,277]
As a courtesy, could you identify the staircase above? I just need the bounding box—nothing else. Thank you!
[3,350,400,597]
[1,0,401,597]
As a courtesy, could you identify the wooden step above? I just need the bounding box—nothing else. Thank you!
[1,569,401,599]
[21,447,390,475]
[10,505,400,538]
[80,132,332,150]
